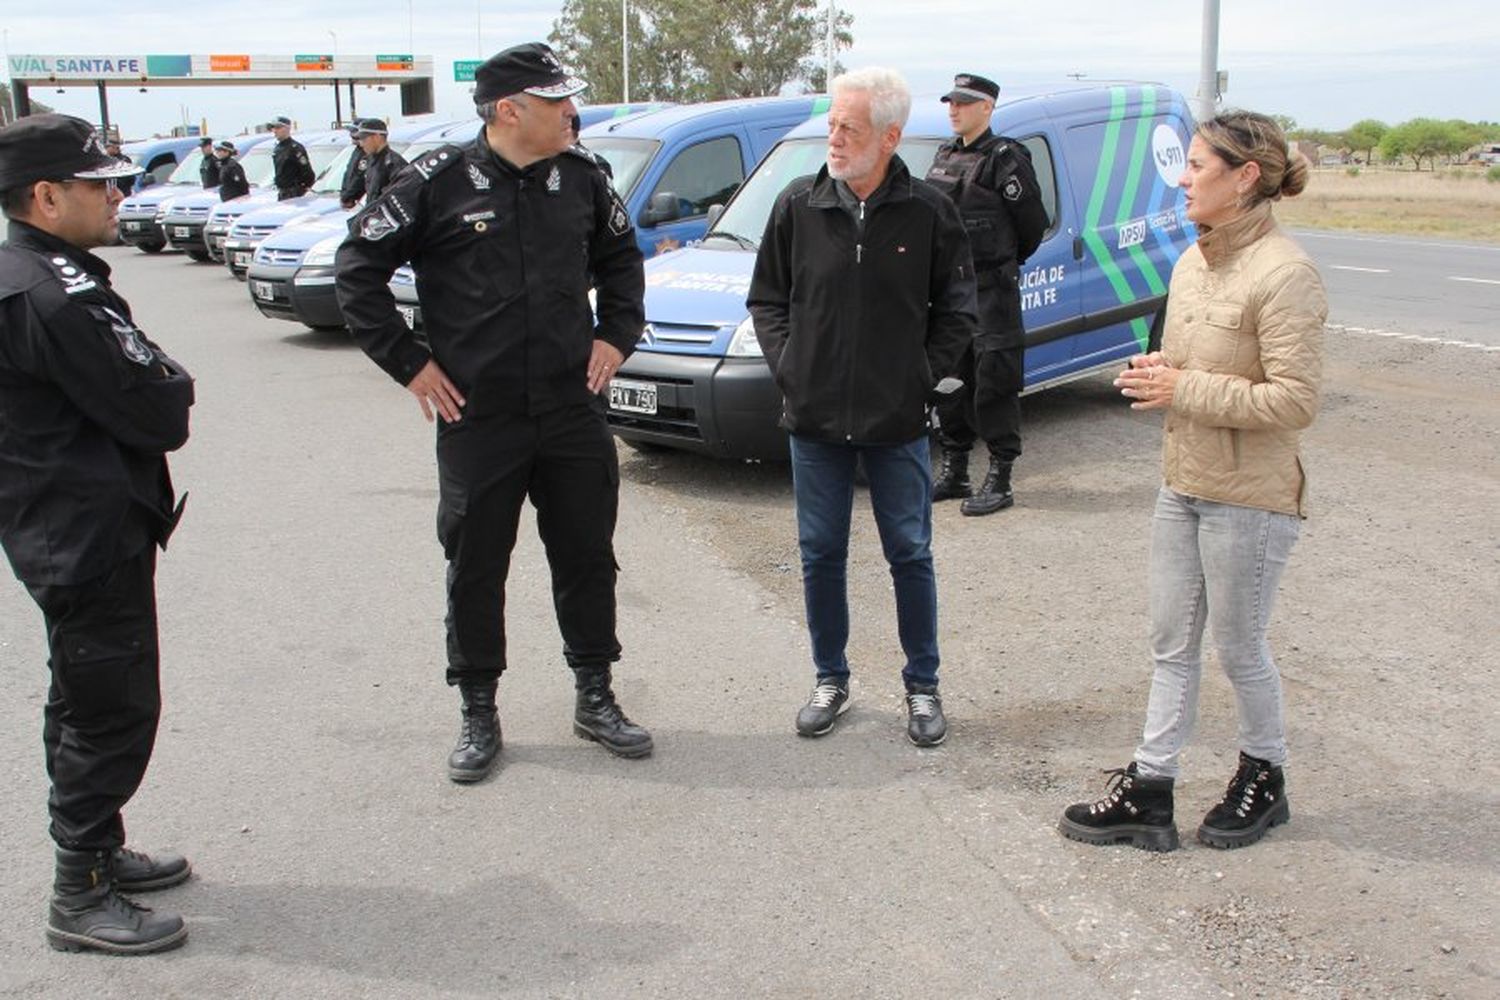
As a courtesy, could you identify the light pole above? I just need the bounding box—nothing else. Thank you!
[2,28,16,124]
[825,1,835,90]
[621,1,630,103]
[1196,0,1221,124]
[328,30,341,126]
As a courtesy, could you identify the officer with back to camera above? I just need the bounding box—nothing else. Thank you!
[925,73,1048,515]
[335,42,651,784]
[267,115,316,200]
[341,117,409,209]
[338,123,369,209]
[215,140,249,201]
[197,136,220,188]
[0,114,195,955]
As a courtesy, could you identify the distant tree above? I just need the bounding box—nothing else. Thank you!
[1380,118,1470,171]
[550,0,851,103]
[1342,119,1387,164]
[1270,113,1298,135]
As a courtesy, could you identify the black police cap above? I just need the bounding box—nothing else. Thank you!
[266,115,293,129]
[352,117,389,137]
[941,73,1001,104]
[473,42,587,104]
[0,113,144,191]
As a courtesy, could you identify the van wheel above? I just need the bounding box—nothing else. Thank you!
[187,250,212,263]
[1146,307,1165,352]
[138,242,165,254]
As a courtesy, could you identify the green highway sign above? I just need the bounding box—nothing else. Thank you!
[453,60,482,83]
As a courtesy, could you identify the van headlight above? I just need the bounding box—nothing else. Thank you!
[726,315,762,357]
[301,236,342,268]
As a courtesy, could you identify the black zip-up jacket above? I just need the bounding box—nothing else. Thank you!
[351,145,410,206]
[200,151,222,188]
[218,156,249,200]
[0,222,194,585]
[747,156,977,445]
[339,150,369,207]
[334,128,644,418]
[272,136,316,197]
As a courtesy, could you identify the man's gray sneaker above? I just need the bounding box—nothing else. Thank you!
[795,680,850,737]
[905,685,947,746]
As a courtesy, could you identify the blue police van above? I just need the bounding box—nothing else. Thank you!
[116,133,274,253]
[121,136,203,191]
[605,83,1197,460]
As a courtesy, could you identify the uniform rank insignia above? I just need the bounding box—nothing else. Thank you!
[1003,176,1022,201]
[101,306,154,366]
[51,256,97,295]
[359,204,401,241]
[547,165,561,193]
[467,163,491,191]
[608,193,630,236]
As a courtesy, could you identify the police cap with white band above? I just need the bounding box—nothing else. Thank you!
[0,113,144,191]
[472,42,588,104]
[352,117,389,138]
[940,73,1001,105]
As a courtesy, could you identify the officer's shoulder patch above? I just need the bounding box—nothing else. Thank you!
[354,202,403,242]
[412,144,465,182]
[1002,176,1023,201]
[606,191,631,237]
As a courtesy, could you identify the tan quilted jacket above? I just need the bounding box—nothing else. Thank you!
[1161,201,1327,516]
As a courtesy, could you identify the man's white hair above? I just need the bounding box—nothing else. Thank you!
[831,67,911,133]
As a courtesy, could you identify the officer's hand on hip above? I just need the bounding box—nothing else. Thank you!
[406,359,466,424]
[587,341,625,395]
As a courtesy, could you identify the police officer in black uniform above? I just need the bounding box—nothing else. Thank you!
[214,140,249,201]
[338,123,368,209]
[335,42,651,784]
[197,136,221,188]
[925,73,1048,515]
[0,114,195,955]
[341,117,409,209]
[267,115,316,200]
[104,138,135,196]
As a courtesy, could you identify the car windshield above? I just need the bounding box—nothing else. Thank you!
[167,149,205,184]
[240,142,346,187]
[310,141,411,195]
[579,137,660,200]
[707,136,943,249]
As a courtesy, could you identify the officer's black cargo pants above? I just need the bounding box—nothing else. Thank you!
[25,546,162,850]
[438,403,622,685]
[935,276,1026,463]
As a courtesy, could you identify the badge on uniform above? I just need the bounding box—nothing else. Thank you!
[359,204,401,241]
[607,191,631,236]
[467,163,491,192]
[100,306,154,366]
[546,165,561,193]
[1003,176,1022,201]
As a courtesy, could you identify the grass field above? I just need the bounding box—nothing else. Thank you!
[1273,166,1500,243]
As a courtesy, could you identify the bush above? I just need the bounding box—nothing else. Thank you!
[1346,166,1361,177]
[1488,165,1500,183]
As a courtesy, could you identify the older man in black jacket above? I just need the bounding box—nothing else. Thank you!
[335,43,650,783]
[0,114,195,955]
[747,67,976,748]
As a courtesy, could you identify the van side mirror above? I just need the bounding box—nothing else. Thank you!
[642,191,682,227]
[705,204,724,227]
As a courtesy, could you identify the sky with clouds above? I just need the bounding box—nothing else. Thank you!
[4,1,1496,137]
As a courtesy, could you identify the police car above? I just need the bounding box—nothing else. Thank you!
[116,133,273,253]
[606,83,1198,460]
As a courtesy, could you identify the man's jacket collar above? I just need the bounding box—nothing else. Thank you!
[5,220,111,281]
[807,154,914,209]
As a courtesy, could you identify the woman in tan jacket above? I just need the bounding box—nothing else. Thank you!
[1059,111,1326,852]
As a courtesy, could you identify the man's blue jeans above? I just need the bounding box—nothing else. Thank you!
[789,434,941,690]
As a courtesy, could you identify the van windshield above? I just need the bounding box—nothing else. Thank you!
[579,137,660,200]
[167,150,205,184]
[707,136,943,249]
[311,141,413,195]
[241,143,346,187]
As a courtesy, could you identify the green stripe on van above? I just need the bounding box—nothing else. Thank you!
[811,96,831,116]
[1080,88,1135,308]
[1117,88,1167,301]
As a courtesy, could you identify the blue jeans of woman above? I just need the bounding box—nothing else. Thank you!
[1135,487,1300,779]
[789,434,940,690]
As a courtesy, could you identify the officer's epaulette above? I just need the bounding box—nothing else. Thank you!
[410,144,465,182]
[563,145,603,167]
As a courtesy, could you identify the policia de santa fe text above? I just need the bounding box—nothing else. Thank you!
[0,114,195,955]
[335,42,652,784]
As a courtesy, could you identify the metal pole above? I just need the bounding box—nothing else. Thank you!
[621,0,630,103]
[2,29,17,124]
[825,1,835,89]
[1195,0,1220,124]
[408,0,415,59]
[476,0,482,58]
[329,30,340,126]
[97,81,111,137]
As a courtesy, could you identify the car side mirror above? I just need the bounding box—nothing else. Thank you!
[705,204,725,227]
[641,191,681,227]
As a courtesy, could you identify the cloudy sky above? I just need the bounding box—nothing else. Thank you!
[5,1,1496,137]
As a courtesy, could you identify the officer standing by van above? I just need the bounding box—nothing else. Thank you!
[0,114,195,955]
[267,115,315,200]
[925,73,1048,515]
[335,42,651,783]
[215,140,249,200]
[340,118,408,209]
[197,137,220,188]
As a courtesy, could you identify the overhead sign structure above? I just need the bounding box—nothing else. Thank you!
[6,52,437,127]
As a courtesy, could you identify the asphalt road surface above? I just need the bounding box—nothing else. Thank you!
[0,242,1495,999]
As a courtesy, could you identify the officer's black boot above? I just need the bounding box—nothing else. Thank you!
[447,681,501,783]
[931,447,972,502]
[112,847,192,892]
[573,668,654,758]
[960,456,1015,516]
[46,848,188,955]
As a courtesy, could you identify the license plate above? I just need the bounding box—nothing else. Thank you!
[233,251,251,266]
[397,305,416,329]
[123,221,141,232]
[173,226,191,238]
[609,378,657,415]
[252,280,274,300]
